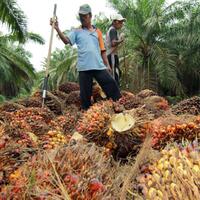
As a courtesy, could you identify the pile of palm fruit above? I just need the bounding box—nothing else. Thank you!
[141,115,200,149]
[0,142,122,200]
[0,82,199,199]
[172,96,200,115]
[135,141,199,200]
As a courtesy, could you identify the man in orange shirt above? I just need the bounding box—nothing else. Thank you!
[51,4,121,109]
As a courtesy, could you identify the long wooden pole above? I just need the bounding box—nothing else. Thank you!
[42,4,57,108]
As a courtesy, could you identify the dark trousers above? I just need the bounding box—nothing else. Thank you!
[79,69,121,109]
[107,54,121,86]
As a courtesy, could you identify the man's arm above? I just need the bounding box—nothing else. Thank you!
[50,18,70,45]
[56,27,71,45]
[109,28,123,47]
[111,39,124,47]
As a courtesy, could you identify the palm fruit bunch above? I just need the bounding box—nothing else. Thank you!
[16,132,38,148]
[136,141,200,200]
[51,89,68,101]
[76,101,113,143]
[17,97,43,108]
[0,116,38,149]
[44,92,64,115]
[7,107,54,137]
[0,119,36,149]
[32,90,63,115]
[65,91,81,108]
[54,106,82,134]
[0,140,37,187]
[141,115,200,149]
[172,96,200,115]
[1,142,120,200]
[137,89,158,99]
[49,113,77,134]
[42,130,70,149]
[145,116,200,149]
[0,102,25,112]
[107,112,143,160]
[119,91,142,110]
[144,96,169,111]
[59,82,80,94]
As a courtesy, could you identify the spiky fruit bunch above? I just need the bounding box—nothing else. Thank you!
[0,102,25,112]
[136,141,200,200]
[119,92,142,110]
[59,82,80,94]
[141,115,200,149]
[6,107,54,137]
[16,132,38,148]
[10,105,55,123]
[106,112,145,160]
[44,92,64,115]
[1,142,119,200]
[137,89,157,99]
[112,131,143,160]
[65,91,81,107]
[17,97,42,108]
[32,91,63,115]
[15,107,54,123]
[172,96,200,115]
[51,90,68,101]
[42,130,69,149]
[76,101,112,140]
[49,114,77,133]
[144,96,169,111]
[0,141,36,187]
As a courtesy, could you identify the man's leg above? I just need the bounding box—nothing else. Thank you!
[114,55,120,86]
[108,54,120,86]
[79,71,93,109]
[93,70,121,101]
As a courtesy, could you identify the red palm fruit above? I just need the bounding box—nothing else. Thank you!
[89,178,104,192]
[0,139,5,149]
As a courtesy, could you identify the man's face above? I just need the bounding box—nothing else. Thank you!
[114,20,124,29]
[79,13,92,26]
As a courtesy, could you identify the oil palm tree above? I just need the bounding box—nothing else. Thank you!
[0,0,45,98]
[0,0,27,42]
[107,0,200,97]
[0,33,44,97]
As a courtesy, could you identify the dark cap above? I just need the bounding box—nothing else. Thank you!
[78,4,92,15]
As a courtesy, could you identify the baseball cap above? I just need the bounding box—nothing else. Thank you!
[111,14,126,22]
[78,4,92,15]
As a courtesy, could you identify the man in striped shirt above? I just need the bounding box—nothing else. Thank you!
[106,14,126,86]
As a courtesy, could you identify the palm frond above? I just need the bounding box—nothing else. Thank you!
[26,32,45,45]
[0,0,27,42]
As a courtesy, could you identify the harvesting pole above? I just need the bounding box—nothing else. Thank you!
[42,4,57,108]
